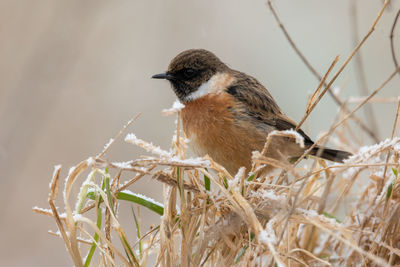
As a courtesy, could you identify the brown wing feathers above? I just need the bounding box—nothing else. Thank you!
[226,72,351,163]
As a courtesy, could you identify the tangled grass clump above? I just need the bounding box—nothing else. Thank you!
[34,108,400,266]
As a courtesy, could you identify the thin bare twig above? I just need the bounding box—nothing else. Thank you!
[350,0,379,138]
[301,65,400,167]
[296,55,339,130]
[97,113,141,159]
[382,99,400,183]
[267,0,390,142]
[390,8,400,76]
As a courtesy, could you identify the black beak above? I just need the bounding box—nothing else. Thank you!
[151,72,175,80]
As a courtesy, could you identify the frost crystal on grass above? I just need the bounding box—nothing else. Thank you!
[298,208,341,227]
[50,164,62,189]
[111,160,134,169]
[121,190,164,208]
[345,137,400,163]
[125,133,171,158]
[228,167,245,189]
[269,129,305,148]
[258,229,276,246]
[103,138,114,151]
[67,166,76,176]
[162,99,185,116]
[282,130,305,148]
[172,156,210,166]
[86,157,95,167]
[33,206,53,214]
[262,189,285,201]
[342,137,400,179]
[53,164,62,177]
[73,213,83,221]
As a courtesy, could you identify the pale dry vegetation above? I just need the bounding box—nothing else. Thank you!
[34,1,400,266]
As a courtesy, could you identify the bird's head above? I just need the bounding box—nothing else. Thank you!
[152,49,228,102]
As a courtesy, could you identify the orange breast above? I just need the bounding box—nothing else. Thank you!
[181,93,266,174]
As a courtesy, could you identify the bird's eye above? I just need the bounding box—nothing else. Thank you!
[182,68,197,79]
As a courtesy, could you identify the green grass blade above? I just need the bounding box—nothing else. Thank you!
[104,174,115,215]
[247,174,255,182]
[118,230,138,267]
[204,174,211,191]
[392,167,398,178]
[234,232,255,263]
[131,207,142,259]
[322,211,342,223]
[234,245,249,264]
[387,183,394,200]
[86,191,96,200]
[223,177,229,189]
[84,194,102,267]
[117,191,164,215]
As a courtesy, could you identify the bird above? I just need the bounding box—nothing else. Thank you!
[152,49,352,175]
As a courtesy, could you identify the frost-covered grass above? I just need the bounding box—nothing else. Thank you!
[34,103,400,266]
[33,2,400,265]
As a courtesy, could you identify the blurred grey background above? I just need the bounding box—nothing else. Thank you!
[0,0,399,266]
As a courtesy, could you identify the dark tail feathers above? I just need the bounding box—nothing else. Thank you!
[311,146,352,163]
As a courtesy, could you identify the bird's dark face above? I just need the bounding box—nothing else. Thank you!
[152,49,228,102]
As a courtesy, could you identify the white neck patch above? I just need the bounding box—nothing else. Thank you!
[184,72,235,102]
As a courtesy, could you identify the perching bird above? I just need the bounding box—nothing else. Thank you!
[152,49,352,175]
